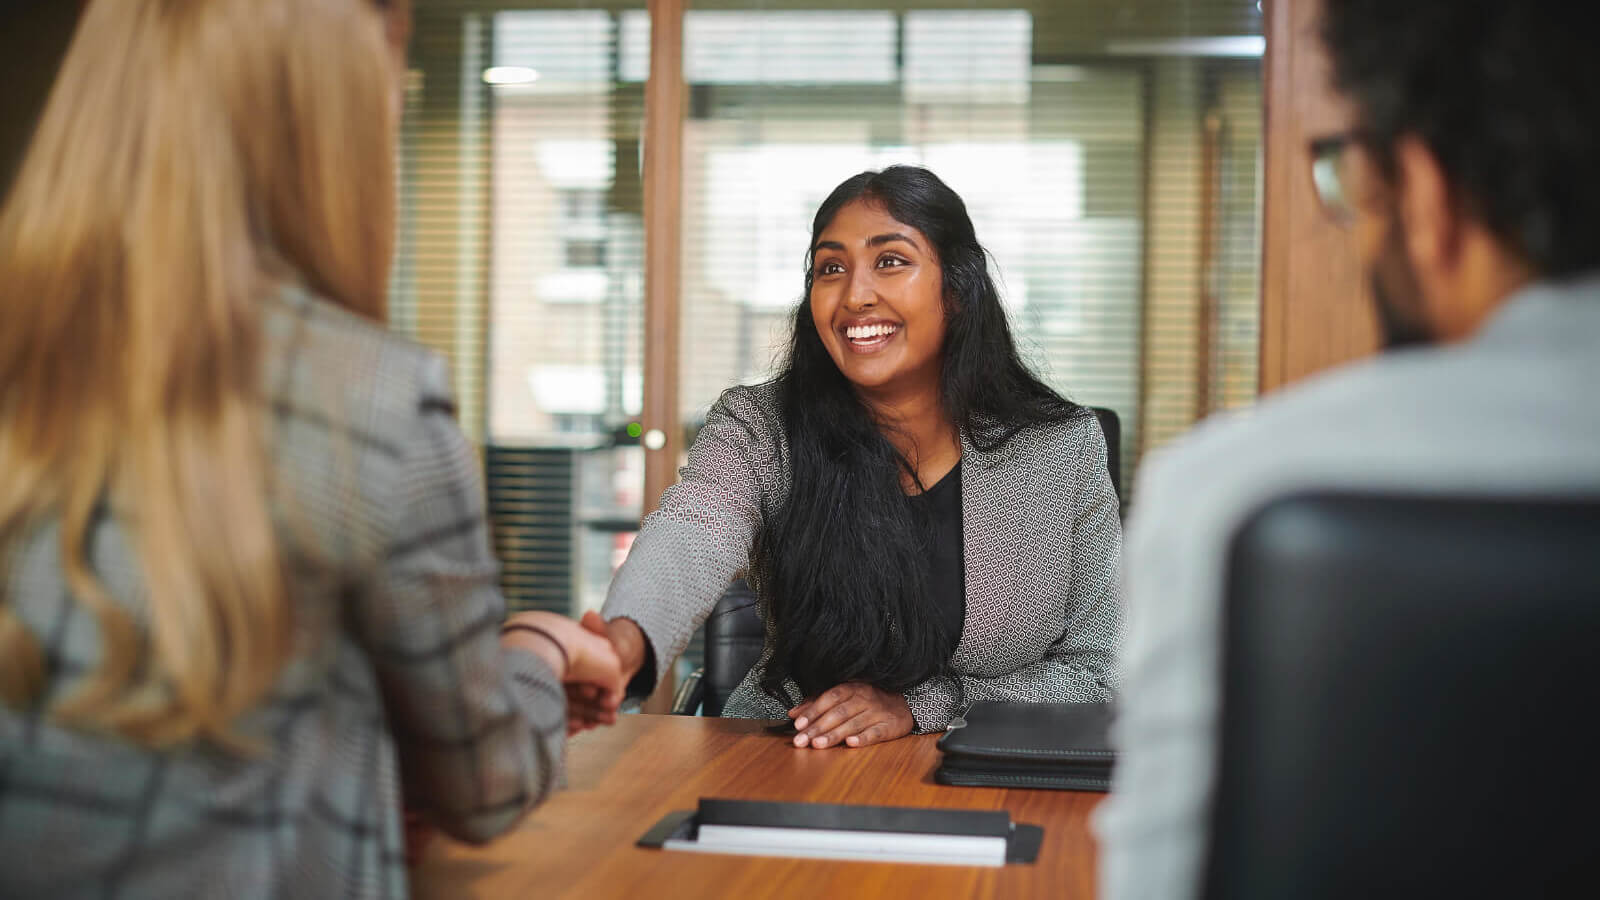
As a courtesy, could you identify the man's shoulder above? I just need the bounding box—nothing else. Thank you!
[1133,348,1474,540]
[1138,330,1599,540]
[1145,357,1400,483]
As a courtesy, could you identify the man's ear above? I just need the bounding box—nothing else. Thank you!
[1392,135,1462,279]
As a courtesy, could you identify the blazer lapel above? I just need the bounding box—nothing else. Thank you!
[952,429,1029,674]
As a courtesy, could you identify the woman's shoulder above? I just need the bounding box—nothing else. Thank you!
[1032,408,1106,452]
[261,284,471,563]
[688,380,791,499]
[701,380,786,446]
[961,410,1110,500]
[710,379,782,420]
[262,283,451,437]
[972,408,1104,462]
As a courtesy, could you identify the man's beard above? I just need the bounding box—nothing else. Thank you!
[1370,210,1434,349]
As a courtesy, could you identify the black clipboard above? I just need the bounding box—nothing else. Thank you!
[637,797,1043,865]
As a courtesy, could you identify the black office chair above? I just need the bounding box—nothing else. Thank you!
[671,578,765,716]
[1204,492,1600,900]
[1089,406,1122,504]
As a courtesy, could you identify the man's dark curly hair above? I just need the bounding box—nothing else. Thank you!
[1320,2,1599,277]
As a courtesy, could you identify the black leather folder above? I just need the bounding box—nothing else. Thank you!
[935,701,1116,792]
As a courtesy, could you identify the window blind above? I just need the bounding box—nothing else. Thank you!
[670,0,1266,495]
[394,0,1264,627]
[398,2,649,617]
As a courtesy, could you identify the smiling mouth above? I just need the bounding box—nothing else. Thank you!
[843,322,900,352]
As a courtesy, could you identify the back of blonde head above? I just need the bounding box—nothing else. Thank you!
[0,0,405,748]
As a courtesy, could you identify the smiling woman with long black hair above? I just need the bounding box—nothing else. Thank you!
[585,165,1121,748]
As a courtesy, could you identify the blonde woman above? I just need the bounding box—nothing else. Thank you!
[0,1,621,896]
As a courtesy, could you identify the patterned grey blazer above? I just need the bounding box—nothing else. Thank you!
[0,286,564,899]
[603,381,1122,732]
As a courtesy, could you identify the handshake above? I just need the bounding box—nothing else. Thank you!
[499,610,919,750]
[499,609,651,735]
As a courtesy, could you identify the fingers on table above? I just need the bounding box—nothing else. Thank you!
[846,720,903,747]
[811,707,883,749]
[796,692,867,748]
[792,686,851,734]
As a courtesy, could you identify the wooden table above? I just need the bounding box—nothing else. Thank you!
[414,715,1103,899]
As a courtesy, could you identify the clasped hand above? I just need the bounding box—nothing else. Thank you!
[500,610,625,736]
[788,682,916,749]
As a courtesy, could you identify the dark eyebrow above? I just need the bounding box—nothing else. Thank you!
[868,232,919,249]
[811,233,920,254]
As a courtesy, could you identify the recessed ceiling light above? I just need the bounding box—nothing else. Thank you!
[482,66,540,85]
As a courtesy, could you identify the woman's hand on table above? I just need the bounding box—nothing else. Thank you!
[787,682,916,749]
[501,610,625,735]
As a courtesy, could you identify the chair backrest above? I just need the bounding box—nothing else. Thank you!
[1204,492,1600,900]
[1089,406,1122,503]
[702,578,766,716]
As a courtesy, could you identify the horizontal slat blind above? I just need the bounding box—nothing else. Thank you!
[398,2,649,615]
[394,0,1264,620]
[671,0,1266,494]
[486,447,577,612]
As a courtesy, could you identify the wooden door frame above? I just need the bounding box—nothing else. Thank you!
[1259,0,1378,391]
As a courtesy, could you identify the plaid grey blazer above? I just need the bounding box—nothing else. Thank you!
[0,286,565,899]
[604,382,1122,731]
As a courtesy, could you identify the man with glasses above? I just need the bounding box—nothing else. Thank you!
[1097,2,1598,897]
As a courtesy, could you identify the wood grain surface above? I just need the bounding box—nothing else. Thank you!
[413,715,1104,899]
[1259,0,1380,392]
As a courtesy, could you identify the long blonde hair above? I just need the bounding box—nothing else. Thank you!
[0,0,407,748]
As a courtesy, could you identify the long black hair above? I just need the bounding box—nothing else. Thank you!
[752,165,1085,706]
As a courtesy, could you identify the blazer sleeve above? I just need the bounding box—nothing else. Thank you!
[904,417,1123,732]
[601,386,775,696]
[349,355,566,845]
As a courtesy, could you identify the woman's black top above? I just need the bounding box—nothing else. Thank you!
[910,459,966,650]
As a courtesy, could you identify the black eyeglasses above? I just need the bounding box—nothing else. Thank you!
[1308,132,1361,224]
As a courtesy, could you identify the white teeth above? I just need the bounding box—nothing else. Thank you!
[846,323,898,341]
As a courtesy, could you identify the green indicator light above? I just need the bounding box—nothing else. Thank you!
[626,422,642,438]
